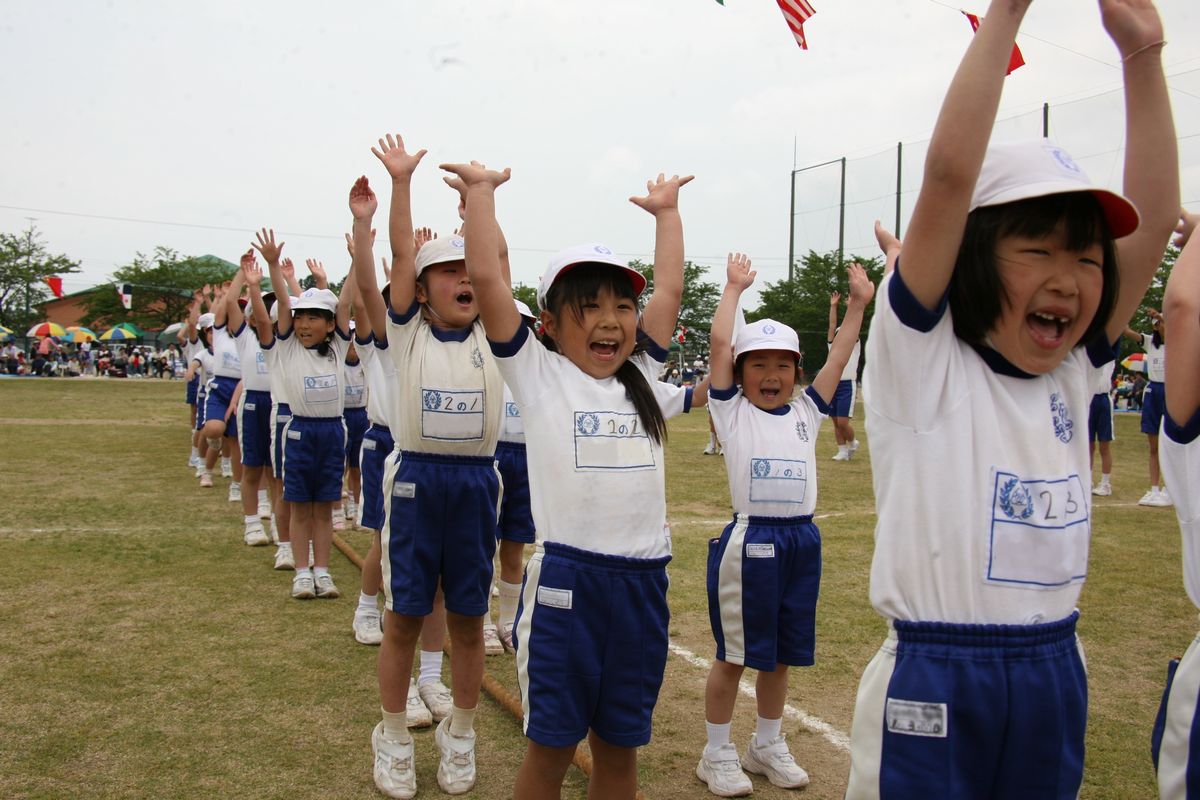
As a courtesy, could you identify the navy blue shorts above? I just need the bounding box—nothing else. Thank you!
[382,450,500,617]
[343,406,369,467]
[272,403,292,480]
[1088,392,1114,443]
[358,424,393,531]
[186,374,199,405]
[281,415,346,503]
[496,441,535,544]
[515,542,671,748]
[238,390,273,468]
[1152,633,1200,798]
[1143,381,1167,435]
[707,514,821,671]
[847,613,1086,799]
[830,378,856,418]
[195,387,208,432]
[203,376,239,437]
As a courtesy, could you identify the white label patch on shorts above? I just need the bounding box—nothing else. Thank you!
[885,699,948,738]
[245,402,256,411]
[746,543,775,558]
[537,587,572,610]
[362,438,376,451]
[392,482,415,499]
[286,429,302,440]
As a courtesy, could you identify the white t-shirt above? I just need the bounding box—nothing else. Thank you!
[828,334,862,383]
[862,267,1111,625]
[499,383,525,445]
[1162,410,1200,610]
[1091,360,1115,397]
[261,328,351,418]
[233,322,272,392]
[211,323,242,379]
[356,335,397,429]
[191,348,215,386]
[343,358,367,410]
[385,300,502,457]
[492,325,690,559]
[709,384,829,517]
[1143,333,1166,383]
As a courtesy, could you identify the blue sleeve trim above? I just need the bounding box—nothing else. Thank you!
[1086,335,1120,369]
[388,299,420,325]
[1165,407,1200,445]
[889,261,948,333]
[260,337,277,351]
[489,323,530,358]
[276,328,293,342]
[683,387,694,413]
[373,336,389,351]
[231,321,246,338]
[805,384,833,416]
[335,327,352,341]
[709,384,739,401]
[637,330,670,363]
[355,331,374,346]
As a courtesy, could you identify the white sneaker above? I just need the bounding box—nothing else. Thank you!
[434,716,476,795]
[715,445,723,456]
[199,472,214,488]
[418,680,453,722]
[498,624,516,653]
[274,544,294,571]
[188,453,201,468]
[1092,483,1112,497]
[1160,487,1174,507]
[315,573,340,599]
[831,450,849,462]
[243,520,269,547]
[483,622,504,656]
[849,439,861,454]
[702,443,717,455]
[220,460,233,478]
[353,605,383,645]
[333,515,346,531]
[292,572,315,599]
[194,463,205,478]
[696,744,753,797]
[406,681,433,728]
[258,499,272,519]
[228,482,241,503]
[1139,489,1159,506]
[371,722,416,799]
[741,733,809,789]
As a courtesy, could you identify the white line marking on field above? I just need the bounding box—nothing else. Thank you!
[667,641,851,753]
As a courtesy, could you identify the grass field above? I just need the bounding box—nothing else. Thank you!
[0,377,1191,799]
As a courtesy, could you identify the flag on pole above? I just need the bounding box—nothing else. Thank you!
[118,283,133,310]
[775,0,816,50]
[963,11,1025,74]
[44,276,64,298]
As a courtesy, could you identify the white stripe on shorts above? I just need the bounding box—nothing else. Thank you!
[717,516,750,666]
[515,547,545,735]
[378,448,402,610]
[1158,631,1200,799]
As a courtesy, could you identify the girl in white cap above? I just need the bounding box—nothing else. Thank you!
[443,158,693,800]
[185,309,217,486]
[844,1,1179,797]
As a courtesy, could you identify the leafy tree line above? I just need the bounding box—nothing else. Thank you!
[0,225,81,331]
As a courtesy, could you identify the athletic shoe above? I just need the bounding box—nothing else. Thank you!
[194,464,205,478]
[1139,489,1159,506]
[220,460,233,478]
[831,451,849,462]
[741,733,809,789]
[1160,487,1175,507]
[418,680,453,723]
[244,520,269,547]
[354,605,383,645]
[292,572,315,599]
[483,622,504,656]
[332,515,346,532]
[228,482,241,503]
[1146,489,1173,508]
[498,624,516,654]
[715,445,723,456]
[269,515,279,544]
[406,681,433,728]
[315,573,340,599]
[274,544,294,571]
[371,722,417,799]
[702,443,717,455]
[696,744,753,797]
[1092,483,1112,497]
[850,439,861,454]
[199,472,214,488]
[434,716,476,795]
[188,453,201,468]
[258,499,272,519]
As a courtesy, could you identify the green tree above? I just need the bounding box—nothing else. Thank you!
[82,248,237,331]
[629,259,721,357]
[512,283,538,315]
[1118,244,1178,361]
[0,224,81,331]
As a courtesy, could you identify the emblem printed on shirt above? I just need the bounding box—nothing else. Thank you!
[576,412,600,436]
[1049,392,1074,443]
[471,348,484,369]
[998,477,1034,520]
[885,699,947,738]
[795,420,809,442]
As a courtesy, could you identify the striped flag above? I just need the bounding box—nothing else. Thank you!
[963,11,1025,74]
[776,0,815,49]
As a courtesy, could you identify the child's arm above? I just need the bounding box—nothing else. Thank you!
[1104,0,1179,341]
[446,176,513,286]
[252,228,290,336]
[335,246,354,337]
[709,253,756,391]
[1176,208,1200,249]
[345,208,387,343]
[874,220,902,277]
[812,262,875,405]
[632,173,694,347]
[225,254,249,332]
[280,258,302,298]
[212,281,229,328]
[305,259,329,291]
[227,380,244,423]
[185,293,200,341]
[439,161,521,343]
[241,255,273,348]
[827,291,840,342]
[1164,210,1200,423]
[371,134,426,315]
[900,0,1031,311]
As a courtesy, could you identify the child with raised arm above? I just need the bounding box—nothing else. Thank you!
[1124,308,1172,506]
[443,157,693,800]
[844,0,1178,796]
[826,289,862,461]
[697,256,872,797]
[1152,208,1200,798]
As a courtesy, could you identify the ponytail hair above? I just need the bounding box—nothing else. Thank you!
[541,263,668,445]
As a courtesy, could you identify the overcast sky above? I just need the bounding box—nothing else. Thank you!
[3,0,1198,305]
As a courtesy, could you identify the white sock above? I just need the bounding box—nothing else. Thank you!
[244,514,258,526]
[381,706,412,743]
[190,446,199,458]
[277,541,292,552]
[756,715,783,744]
[359,591,378,611]
[1100,474,1111,485]
[449,704,476,737]
[1153,485,1161,493]
[295,567,312,578]
[498,580,522,628]
[221,457,231,469]
[313,566,330,578]
[258,489,268,504]
[838,444,849,455]
[704,721,732,755]
[419,650,443,686]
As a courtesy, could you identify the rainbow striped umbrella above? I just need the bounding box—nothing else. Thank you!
[26,321,66,338]
[1120,353,1145,373]
[99,326,138,341]
[65,326,98,343]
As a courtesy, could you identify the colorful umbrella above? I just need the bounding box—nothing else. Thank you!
[1120,353,1145,373]
[65,326,98,343]
[117,321,146,336]
[26,321,66,338]
[0,324,12,341]
[99,326,138,341]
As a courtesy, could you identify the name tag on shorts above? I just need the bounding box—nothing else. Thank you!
[392,482,416,499]
[573,411,654,472]
[287,430,302,440]
[537,587,572,610]
[421,388,484,441]
[277,414,292,423]
[746,543,775,558]
[303,373,338,405]
[885,699,947,738]
[245,402,256,411]
[363,438,376,451]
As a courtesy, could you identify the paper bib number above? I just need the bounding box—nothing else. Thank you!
[573,411,655,471]
[421,388,484,441]
[987,470,1088,588]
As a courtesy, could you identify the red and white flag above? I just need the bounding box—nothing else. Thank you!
[963,11,1025,75]
[118,282,133,310]
[775,0,815,50]
[44,276,64,298]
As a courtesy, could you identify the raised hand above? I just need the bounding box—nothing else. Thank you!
[306,258,327,284]
[439,161,511,190]
[381,256,392,282]
[371,133,427,181]
[349,175,378,221]
[414,227,436,251]
[443,174,468,220]
[847,261,876,307]
[1100,0,1165,59]
[280,257,296,281]
[241,251,263,286]
[629,173,694,215]
[874,220,901,256]
[1175,207,1199,249]
[345,229,377,258]
[830,291,841,307]
[252,228,285,264]
[726,252,756,291]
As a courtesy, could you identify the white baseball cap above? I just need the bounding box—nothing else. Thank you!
[291,287,338,315]
[537,243,646,311]
[734,319,800,360]
[970,139,1139,238]
[415,235,466,277]
[197,312,215,329]
[513,298,536,319]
